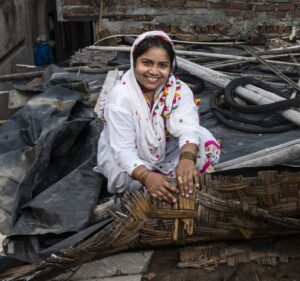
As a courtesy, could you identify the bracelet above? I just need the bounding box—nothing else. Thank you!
[139,170,152,186]
[179,151,197,163]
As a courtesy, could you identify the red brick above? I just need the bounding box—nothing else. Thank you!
[62,6,96,16]
[143,23,170,33]
[185,1,207,8]
[197,34,218,42]
[164,0,185,7]
[225,10,242,16]
[144,23,155,30]
[170,25,182,34]
[126,26,144,34]
[277,3,295,11]
[292,10,300,17]
[105,15,154,21]
[174,33,197,41]
[209,2,229,9]
[62,0,94,5]
[229,3,252,10]
[243,11,256,19]
[254,4,276,12]
[273,11,289,18]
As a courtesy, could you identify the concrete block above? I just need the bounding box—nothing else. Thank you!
[0,91,17,120]
[53,251,153,281]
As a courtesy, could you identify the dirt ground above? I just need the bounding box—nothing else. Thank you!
[143,247,300,281]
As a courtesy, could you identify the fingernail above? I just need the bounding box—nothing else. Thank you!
[186,194,189,198]
[189,189,193,194]
[182,192,185,196]
[196,184,200,187]
[173,198,177,203]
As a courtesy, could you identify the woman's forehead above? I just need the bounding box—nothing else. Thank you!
[138,47,170,61]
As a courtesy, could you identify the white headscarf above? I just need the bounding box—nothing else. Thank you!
[121,31,181,163]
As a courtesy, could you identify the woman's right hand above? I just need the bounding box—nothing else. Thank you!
[144,172,179,203]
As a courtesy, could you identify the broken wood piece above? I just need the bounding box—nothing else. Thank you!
[243,46,300,93]
[0,65,130,82]
[207,52,300,70]
[94,69,123,118]
[8,90,34,109]
[214,139,300,171]
[92,199,115,222]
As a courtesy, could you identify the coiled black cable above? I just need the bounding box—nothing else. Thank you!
[210,77,300,134]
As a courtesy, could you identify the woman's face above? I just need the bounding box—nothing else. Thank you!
[134,47,171,95]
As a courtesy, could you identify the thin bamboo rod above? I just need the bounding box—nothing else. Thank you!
[87,46,300,67]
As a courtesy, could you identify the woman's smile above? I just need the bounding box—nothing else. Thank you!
[134,47,171,95]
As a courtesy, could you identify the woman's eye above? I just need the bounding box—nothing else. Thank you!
[143,61,150,66]
[159,63,169,68]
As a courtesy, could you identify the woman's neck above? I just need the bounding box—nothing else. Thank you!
[143,91,155,105]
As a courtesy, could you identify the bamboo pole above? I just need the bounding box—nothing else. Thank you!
[206,52,300,70]
[243,46,300,92]
[214,139,300,171]
[176,56,300,126]
[87,45,300,67]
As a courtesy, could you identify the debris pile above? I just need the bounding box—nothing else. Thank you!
[1,34,300,280]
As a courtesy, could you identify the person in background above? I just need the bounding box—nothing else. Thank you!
[34,35,55,67]
[95,30,221,203]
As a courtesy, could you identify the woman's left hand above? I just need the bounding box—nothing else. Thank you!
[176,159,199,198]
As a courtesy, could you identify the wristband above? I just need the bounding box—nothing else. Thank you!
[179,151,197,163]
[139,170,152,186]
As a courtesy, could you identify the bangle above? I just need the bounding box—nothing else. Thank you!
[139,170,152,186]
[179,151,197,163]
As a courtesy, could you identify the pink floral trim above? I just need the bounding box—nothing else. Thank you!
[205,140,221,149]
[199,160,211,174]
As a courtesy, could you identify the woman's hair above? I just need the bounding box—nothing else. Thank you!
[133,36,177,72]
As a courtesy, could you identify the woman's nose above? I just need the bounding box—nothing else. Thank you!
[149,65,159,74]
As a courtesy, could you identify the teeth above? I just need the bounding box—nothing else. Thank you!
[147,77,158,82]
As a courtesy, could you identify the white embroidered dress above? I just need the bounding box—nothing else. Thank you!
[95,31,220,194]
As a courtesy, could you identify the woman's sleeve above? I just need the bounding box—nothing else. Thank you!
[168,82,221,162]
[167,82,202,148]
[105,97,147,176]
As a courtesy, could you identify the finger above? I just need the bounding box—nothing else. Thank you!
[164,180,179,194]
[182,173,190,197]
[177,175,184,196]
[150,193,158,199]
[187,171,194,194]
[161,187,177,203]
[194,169,200,189]
[156,190,171,203]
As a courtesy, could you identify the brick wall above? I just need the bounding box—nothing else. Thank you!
[60,0,300,40]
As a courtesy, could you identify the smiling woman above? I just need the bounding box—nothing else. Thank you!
[95,31,221,203]
[134,47,171,101]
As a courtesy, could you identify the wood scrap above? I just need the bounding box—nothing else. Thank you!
[214,139,300,171]
[243,46,300,93]
[179,238,300,269]
[0,65,130,82]
[3,169,300,280]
